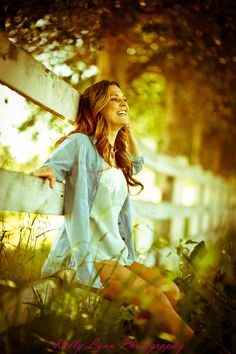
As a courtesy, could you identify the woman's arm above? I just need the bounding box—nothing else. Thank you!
[126,124,143,157]
[125,123,144,175]
[29,136,77,187]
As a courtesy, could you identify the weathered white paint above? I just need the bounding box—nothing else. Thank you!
[0,32,79,122]
[0,169,64,215]
[0,168,210,220]
[140,142,214,182]
[132,199,207,220]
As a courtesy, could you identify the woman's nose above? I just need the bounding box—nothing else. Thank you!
[119,99,127,106]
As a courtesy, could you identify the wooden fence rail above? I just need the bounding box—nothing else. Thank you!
[1,32,236,258]
[0,32,79,122]
[132,143,236,255]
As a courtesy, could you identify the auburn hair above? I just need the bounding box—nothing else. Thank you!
[55,79,143,193]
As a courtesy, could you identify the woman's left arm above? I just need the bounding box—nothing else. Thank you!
[126,124,143,157]
[125,123,144,175]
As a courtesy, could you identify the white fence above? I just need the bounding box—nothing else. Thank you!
[0,32,236,264]
[132,141,236,264]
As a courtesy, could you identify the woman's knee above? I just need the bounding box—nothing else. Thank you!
[127,262,180,306]
[101,269,179,311]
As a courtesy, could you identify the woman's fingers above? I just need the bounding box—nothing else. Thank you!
[29,167,56,188]
[49,174,56,188]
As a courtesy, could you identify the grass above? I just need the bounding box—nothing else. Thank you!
[174,234,236,353]
[0,212,236,353]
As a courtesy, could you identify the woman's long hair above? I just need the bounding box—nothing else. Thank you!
[55,79,143,193]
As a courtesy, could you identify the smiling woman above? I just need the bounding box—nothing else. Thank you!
[100,85,129,131]
[29,79,194,343]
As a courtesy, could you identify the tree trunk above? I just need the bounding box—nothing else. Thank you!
[95,36,129,89]
[190,119,203,165]
[161,80,176,154]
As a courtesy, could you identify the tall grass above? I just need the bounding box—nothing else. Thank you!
[174,234,236,353]
[0,213,53,285]
[0,212,236,353]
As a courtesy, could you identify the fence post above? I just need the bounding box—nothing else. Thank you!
[188,166,204,240]
[169,157,189,245]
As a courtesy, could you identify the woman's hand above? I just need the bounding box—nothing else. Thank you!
[124,122,143,157]
[29,166,57,188]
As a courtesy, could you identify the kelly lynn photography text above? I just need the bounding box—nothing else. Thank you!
[51,337,185,354]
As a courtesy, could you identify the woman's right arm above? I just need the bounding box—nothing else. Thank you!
[30,137,77,188]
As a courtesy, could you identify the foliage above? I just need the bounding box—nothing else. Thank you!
[0,213,57,284]
[0,213,173,353]
[16,101,71,144]
[1,1,235,77]
[1,0,236,175]
[0,1,234,179]
[127,72,166,139]
[0,144,41,174]
[175,234,236,353]
[0,213,236,353]
[1,0,235,99]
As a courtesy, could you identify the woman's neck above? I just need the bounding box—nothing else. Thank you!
[107,129,119,147]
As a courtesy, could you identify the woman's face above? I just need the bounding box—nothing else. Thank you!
[100,85,129,130]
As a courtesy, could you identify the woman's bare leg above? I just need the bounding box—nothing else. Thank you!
[126,262,180,307]
[94,260,194,343]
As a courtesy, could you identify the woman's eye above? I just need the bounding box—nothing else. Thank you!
[110,98,127,102]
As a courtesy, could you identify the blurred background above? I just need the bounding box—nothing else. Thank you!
[0,0,236,270]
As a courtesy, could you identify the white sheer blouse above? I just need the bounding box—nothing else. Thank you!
[89,165,134,265]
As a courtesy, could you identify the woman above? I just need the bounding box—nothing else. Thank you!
[31,80,194,343]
